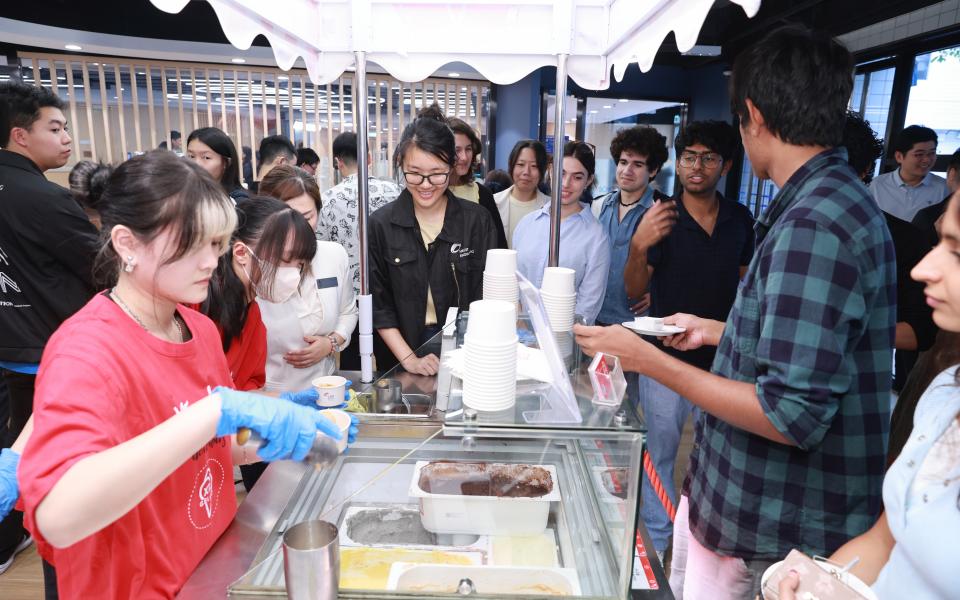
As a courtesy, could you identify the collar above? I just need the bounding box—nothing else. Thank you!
[675,191,731,231]
[389,188,464,242]
[893,169,933,189]
[0,150,43,175]
[601,186,656,211]
[755,147,848,243]
[535,201,589,222]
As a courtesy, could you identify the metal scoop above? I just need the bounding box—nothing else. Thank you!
[237,428,341,468]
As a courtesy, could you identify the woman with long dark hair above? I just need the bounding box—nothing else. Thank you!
[447,117,507,248]
[368,105,499,374]
[16,151,343,598]
[186,127,248,201]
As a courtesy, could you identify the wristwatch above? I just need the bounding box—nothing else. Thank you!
[327,333,342,354]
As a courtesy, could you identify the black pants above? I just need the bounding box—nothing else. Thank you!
[338,327,362,371]
[0,371,34,560]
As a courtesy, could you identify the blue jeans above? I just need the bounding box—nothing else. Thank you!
[636,375,699,553]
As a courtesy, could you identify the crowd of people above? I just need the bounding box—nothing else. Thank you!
[0,21,956,600]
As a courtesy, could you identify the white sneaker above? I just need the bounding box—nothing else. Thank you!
[0,533,33,576]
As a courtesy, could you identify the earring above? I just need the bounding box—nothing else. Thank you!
[123,255,135,273]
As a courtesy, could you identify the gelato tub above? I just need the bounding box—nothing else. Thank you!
[387,564,581,596]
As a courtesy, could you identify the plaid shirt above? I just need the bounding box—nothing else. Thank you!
[685,148,896,560]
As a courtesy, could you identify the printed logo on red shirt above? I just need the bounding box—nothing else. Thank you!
[188,458,225,529]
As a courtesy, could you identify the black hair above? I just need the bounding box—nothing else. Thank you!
[170,130,181,141]
[393,103,456,174]
[563,141,596,177]
[448,117,481,185]
[842,112,884,183]
[507,140,548,184]
[260,164,322,211]
[893,125,938,155]
[296,147,320,167]
[610,126,669,178]
[93,151,236,287]
[484,169,512,194]
[68,160,113,211]
[730,25,853,147]
[187,127,242,193]
[949,149,960,173]
[201,195,316,351]
[332,132,358,165]
[258,135,296,169]
[0,82,65,147]
[674,120,740,163]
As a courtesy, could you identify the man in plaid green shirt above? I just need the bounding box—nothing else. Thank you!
[576,26,895,600]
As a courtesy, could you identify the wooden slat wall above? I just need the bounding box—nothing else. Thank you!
[19,53,489,182]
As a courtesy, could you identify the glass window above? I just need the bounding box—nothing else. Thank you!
[906,47,960,155]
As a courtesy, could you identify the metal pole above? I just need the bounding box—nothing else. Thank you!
[548,53,568,267]
[355,50,374,383]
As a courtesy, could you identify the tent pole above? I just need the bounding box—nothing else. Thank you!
[548,53,568,267]
[355,50,374,383]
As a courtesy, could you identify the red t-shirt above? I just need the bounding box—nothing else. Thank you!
[224,302,267,391]
[19,293,237,599]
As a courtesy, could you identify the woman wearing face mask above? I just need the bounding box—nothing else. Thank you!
[186,127,249,202]
[16,151,344,599]
[493,140,551,249]
[447,118,507,248]
[777,193,960,600]
[369,104,499,375]
[513,141,610,324]
[258,165,358,388]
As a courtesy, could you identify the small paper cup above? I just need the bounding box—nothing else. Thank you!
[465,299,517,343]
[541,267,576,295]
[312,375,348,407]
[484,249,518,276]
[319,408,351,453]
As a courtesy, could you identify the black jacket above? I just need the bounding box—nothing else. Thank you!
[0,151,99,363]
[476,183,508,249]
[370,189,498,369]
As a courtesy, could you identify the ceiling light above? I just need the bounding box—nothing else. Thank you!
[602,104,612,109]
[64,44,82,51]
[231,58,246,64]
[448,72,461,78]
[618,99,629,103]
[589,110,598,114]
[278,75,288,80]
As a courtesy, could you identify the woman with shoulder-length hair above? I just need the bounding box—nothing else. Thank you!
[16,151,343,599]
[259,165,358,388]
[368,105,499,374]
[186,126,248,202]
[493,140,551,248]
[447,117,507,248]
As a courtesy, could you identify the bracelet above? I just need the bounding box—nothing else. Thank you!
[327,333,340,354]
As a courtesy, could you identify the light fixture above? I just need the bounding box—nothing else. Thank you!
[618,98,629,103]
[64,44,82,51]
[602,104,612,109]
[231,58,246,64]
[448,72,461,78]
[589,110,598,114]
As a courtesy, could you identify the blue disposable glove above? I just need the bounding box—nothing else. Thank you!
[0,448,20,519]
[279,387,319,406]
[347,412,359,444]
[215,387,342,462]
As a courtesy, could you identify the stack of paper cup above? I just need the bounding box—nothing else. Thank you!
[540,267,576,332]
[483,249,519,304]
[463,299,518,412]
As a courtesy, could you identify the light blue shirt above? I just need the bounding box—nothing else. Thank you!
[512,203,610,324]
[869,169,948,222]
[872,367,960,600]
[595,187,657,324]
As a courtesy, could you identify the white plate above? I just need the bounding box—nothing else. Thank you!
[760,559,878,600]
[621,321,685,336]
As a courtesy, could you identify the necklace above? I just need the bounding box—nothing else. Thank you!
[618,196,641,207]
[110,287,183,343]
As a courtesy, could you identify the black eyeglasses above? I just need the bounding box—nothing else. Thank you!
[403,171,451,185]
[678,152,722,169]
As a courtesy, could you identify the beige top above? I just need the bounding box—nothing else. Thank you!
[449,182,480,203]
[493,185,551,249]
[417,218,444,326]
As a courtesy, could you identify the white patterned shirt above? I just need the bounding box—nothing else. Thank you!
[318,173,402,295]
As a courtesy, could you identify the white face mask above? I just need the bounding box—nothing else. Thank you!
[240,243,302,304]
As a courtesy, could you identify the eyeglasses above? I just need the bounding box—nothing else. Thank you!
[403,170,451,185]
[679,152,722,168]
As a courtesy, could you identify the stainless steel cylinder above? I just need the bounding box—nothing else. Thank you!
[282,520,339,600]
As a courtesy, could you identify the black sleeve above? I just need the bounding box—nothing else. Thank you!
[477,183,508,249]
[23,186,99,289]
[368,215,399,330]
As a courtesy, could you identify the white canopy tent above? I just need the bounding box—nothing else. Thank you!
[150,0,760,382]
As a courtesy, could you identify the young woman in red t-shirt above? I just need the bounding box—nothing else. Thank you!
[17,151,345,599]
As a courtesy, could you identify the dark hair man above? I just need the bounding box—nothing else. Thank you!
[296,147,320,176]
[870,125,947,223]
[256,134,296,182]
[0,83,99,575]
[158,130,181,152]
[318,132,400,370]
[575,26,895,600]
[621,120,755,559]
[912,147,960,243]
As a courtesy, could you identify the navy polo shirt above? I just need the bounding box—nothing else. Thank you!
[647,194,755,370]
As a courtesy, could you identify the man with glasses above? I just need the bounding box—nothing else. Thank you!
[620,120,755,561]
[870,125,948,222]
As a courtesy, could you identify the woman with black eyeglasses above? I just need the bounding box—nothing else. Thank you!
[368,104,499,375]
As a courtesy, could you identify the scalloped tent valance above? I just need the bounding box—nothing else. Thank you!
[149,0,760,89]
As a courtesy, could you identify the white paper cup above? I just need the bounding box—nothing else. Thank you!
[311,375,347,407]
[319,408,351,453]
[465,299,517,343]
[541,267,576,295]
[484,249,518,276]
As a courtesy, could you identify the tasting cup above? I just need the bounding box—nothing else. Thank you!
[541,267,576,295]
[484,249,518,276]
[311,375,348,407]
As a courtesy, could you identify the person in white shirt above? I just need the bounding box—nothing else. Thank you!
[493,140,551,248]
[259,166,358,389]
[870,125,948,222]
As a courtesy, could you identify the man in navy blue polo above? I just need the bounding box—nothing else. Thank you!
[622,120,755,557]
